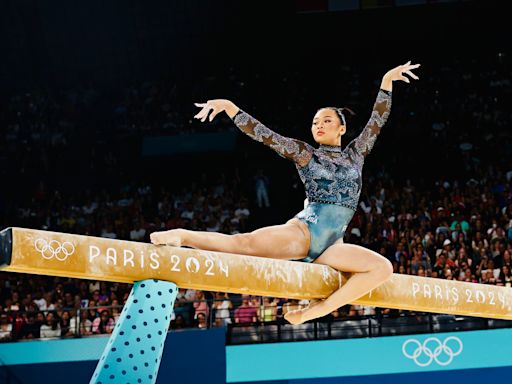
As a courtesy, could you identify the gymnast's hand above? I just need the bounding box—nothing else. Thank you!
[381,60,420,91]
[194,99,240,121]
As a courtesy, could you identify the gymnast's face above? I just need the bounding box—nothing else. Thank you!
[311,108,346,146]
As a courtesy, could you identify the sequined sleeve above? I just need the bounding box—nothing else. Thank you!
[350,89,392,157]
[232,110,314,166]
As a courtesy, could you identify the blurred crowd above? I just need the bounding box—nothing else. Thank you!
[1,51,512,341]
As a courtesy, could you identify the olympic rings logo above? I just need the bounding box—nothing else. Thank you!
[34,238,75,261]
[402,336,463,367]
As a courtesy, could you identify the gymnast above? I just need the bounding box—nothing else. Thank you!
[150,61,420,324]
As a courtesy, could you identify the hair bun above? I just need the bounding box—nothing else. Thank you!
[339,107,356,116]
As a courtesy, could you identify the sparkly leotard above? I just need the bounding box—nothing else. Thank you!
[231,89,392,262]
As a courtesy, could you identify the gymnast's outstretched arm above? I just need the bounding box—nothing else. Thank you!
[347,61,420,157]
[194,99,314,167]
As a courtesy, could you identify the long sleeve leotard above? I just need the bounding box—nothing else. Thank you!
[231,89,392,211]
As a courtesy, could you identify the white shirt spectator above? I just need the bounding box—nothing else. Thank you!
[44,304,56,315]
[0,323,12,341]
[483,268,501,280]
[235,207,250,218]
[69,316,91,335]
[101,230,117,239]
[34,298,47,311]
[354,304,376,316]
[215,300,232,325]
[184,289,197,302]
[89,281,100,294]
[351,228,361,237]
[359,199,382,214]
[180,209,194,220]
[40,324,61,338]
[130,227,146,241]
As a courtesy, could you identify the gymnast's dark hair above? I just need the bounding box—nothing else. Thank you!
[320,106,356,126]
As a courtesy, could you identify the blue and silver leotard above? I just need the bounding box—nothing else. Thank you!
[231,89,392,262]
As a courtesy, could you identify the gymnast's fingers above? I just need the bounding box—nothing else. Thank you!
[209,107,222,122]
[200,108,212,122]
[405,70,419,80]
[194,106,211,120]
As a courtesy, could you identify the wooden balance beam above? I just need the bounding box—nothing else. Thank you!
[1,227,511,320]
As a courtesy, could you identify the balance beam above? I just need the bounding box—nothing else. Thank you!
[1,227,512,320]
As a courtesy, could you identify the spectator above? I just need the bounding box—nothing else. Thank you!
[171,314,186,330]
[196,312,208,329]
[472,231,489,253]
[92,310,115,334]
[20,313,40,339]
[354,304,376,316]
[40,312,61,338]
[193,291,210,321]
[498,265,512,287]
[258,296,277,323]
[0,314,12,341]
[87,300,98,321]
[234,295,258,324]
[442,239,456,260]
[70,309,92,336]
[254,169,270,208]
[212,292,233,327]
[130,219,147,241]
[60,310,73,337]
[503,249,512,267]
[111,299,122,323]
[234,199,251,228]
[455,247,472,269]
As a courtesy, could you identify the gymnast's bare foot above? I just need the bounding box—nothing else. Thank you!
[284,309,304,325]
[284,299,323,325]
[150,229,187,247]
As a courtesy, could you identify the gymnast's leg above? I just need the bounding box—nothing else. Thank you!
[150,218,310,260]
[285,243,393,324]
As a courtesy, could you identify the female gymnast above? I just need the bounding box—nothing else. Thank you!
[150,61,420,325]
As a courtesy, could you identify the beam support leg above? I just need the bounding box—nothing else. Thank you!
[90,279,178,384]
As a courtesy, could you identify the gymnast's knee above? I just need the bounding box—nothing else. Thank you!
[374,258,394,280]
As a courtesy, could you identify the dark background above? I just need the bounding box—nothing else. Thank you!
[1,0,507,90]
[0,0,510,224]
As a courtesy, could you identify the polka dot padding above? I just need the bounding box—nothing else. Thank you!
[90,280,177,384]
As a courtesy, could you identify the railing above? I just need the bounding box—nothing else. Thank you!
[1,299,511,345]
[226,312,512,345]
